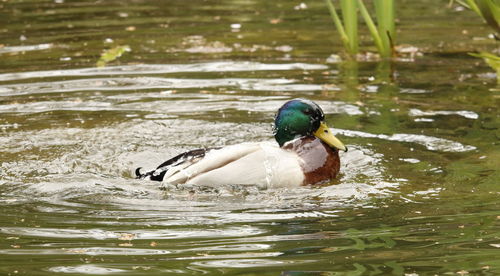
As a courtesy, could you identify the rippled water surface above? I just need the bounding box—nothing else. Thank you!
[1,0,500,275]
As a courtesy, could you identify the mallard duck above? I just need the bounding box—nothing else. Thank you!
[136,98,347,188]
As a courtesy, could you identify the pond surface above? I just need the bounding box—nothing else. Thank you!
[1,0,500,275]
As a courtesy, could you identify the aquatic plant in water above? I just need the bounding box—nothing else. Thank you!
[454,0,500,37]
[325,0,395,59]
[453,0,500,81]
[470,51,500,81]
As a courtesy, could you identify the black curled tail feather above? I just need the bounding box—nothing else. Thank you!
[135,148,217,182]
[135,168,143,178]
[135,167,167,181]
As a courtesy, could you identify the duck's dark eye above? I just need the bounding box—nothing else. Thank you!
[303,109,312,115]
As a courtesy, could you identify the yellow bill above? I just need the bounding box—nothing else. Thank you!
[313,122,348,152]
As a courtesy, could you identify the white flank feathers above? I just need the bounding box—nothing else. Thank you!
[164,142,304,189]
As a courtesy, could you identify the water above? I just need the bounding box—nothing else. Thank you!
[1,0,499,275]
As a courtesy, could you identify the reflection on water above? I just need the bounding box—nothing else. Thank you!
[336,129,476,152]
[409,108,479,120]
[0,76,327,95]
[0,62,328,81]
[0,225,265,240]
[1,0,499,275]
[0,43,54,55]
[48,265,128,274]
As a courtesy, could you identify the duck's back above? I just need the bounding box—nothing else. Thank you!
[163,142,305,188]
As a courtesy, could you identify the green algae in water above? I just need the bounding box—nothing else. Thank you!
[96,45,131,67]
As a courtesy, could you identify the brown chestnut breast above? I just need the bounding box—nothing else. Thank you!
[283,136,340,185]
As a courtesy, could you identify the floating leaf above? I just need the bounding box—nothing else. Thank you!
[97,45,131,67]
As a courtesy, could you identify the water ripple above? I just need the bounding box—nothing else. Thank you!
[0,95,361,116]
[409,108,479,119]
[191,258,313,268]
[0,43,53,54]
[0,247,172,256]
[0,77,326,96]
[0,226,264,240]
[335,129,476,152]
[48,265,127,275]
[0,62,328,82]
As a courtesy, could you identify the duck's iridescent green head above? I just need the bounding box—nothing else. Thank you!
[274,99,323,146]
[274,99,347,151]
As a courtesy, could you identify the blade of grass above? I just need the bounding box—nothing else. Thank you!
[464,0,483,16]
[325,0,357,56]
[374,0,395,56]
[340,0,358,55]
[325,0,350,53]
[476,0,500,33]
[470,51,500,83]
[486,0,500,23]
[459,0,500,33]
[357,0,386,56]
